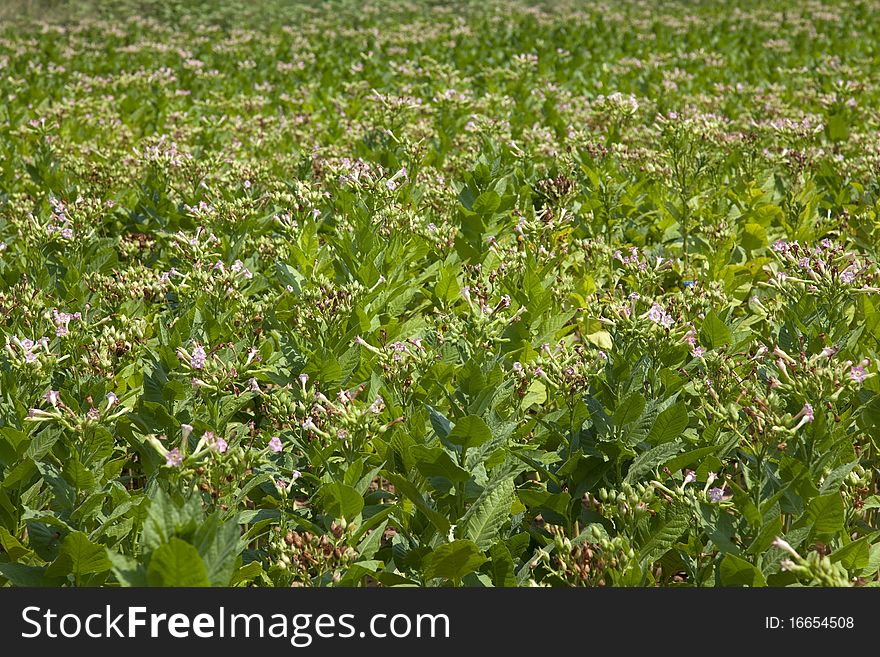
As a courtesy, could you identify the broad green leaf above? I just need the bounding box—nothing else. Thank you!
[639,502,689,564]
[720,554,766,587]
[356,520,387,560]
[319,482,365,521]
[435,268,460,305]
[489,542,516,587]
[108,552,147,587]
[613,392,645,427]
[0,527,32,560]
[411,446,470,484]
[46,531,112,580]
[447,415,493,450]
[801,493,845,535]
[0,563,66,587]
[829,536,872,571]
[384,472,451,534]
[585,331,613,349]
[471,190,500,215]
[462,477,515,549]
[819,460,860,495]
[230,561,263,587]
[192,513,244,586]
[146,538,210,587]
[520,380,547,409]
[648,401,689,444]
[624,442,683,484]
[665,445,720,474]
[700,311,732,349]
[423,540,487,581]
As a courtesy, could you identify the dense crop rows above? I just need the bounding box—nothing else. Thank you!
[1,0,879,587]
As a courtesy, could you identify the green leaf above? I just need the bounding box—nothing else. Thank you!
[447,415,493,450]
[434,268,460,305]
[108,552,147,587]
[356,520,387,560]
[727,480,761,528]
[829,535,874,571]
[747,514,784,555]
[193,513,244,586]
[584,331,613,349]
[665,445,719,474]
[639,502,689,564]
[143,488,202,550]
[384,472,451,534]
[819,460,860,495]
[700,311,732,350]
[624,442,683,484]
[517,489,571,516]
[63,458,95,492]
[471,190,501,215]
[520,380,547,409]
[146,538,210,587]
[0,563,66,587]
[428,405,452,440]
[489,542,516,587]
[0,527,32,560]
[801,493,845,535]
[423,540,486,581]
[319,482,365,521]
[720,554,766,587]
[411,446,470,484]
[462,477,515,549]
[45,531,112,580]
[648,401,689,444]
[230,561,263,587]
[613,392,645,427]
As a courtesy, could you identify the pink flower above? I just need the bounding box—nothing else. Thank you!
[691,346,706,358]
[850,366,868,384]
[802,403,814,423]
[44,390,60,407]
[191,345,207,369]
[269,436,283,452]
[166,448,183,467]
[205,432,227,453]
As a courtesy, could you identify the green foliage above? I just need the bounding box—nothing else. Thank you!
[0,0,878,588]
